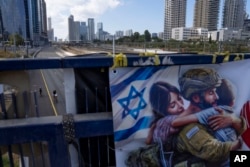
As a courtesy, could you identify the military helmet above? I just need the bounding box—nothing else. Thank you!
[178,68,222,100]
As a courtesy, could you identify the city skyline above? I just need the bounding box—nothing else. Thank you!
[46,0,250,40]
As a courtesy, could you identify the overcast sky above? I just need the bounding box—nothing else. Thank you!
[46,0,250,40]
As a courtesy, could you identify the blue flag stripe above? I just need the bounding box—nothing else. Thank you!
[110,66,166,97]
[114,116,152,142]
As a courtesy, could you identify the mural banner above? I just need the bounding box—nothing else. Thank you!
[109,59,250,167]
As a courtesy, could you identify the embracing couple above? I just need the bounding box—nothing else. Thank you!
[146,68,246,167]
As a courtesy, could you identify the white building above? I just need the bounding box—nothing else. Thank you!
[158,32,164,40]
[171,27,208,41]
[219,28,250,41]
[115,31,124,39]
[209,28,250,41]
[125,29,133,36]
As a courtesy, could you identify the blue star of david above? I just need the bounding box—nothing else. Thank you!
[117,85,147,120]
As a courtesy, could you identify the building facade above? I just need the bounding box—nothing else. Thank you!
[80,22,87,41]
[74,21,80,42]
[0,0,27,41]
[164,0,187,40]
[243,19,250,32]
[87,18,95,41]
[193,0,220,31]
[47,17,54,41]
[115,30,123,39]
[172,27,208,41]
[96,22,104,41]
[125,29,133,37]
[68,15,75,42]
[30,0,48,45]
[222,0,247,29]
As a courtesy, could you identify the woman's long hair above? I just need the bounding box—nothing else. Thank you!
[149,81,180,124]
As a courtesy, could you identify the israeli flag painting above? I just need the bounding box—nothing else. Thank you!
[109,58,250,167]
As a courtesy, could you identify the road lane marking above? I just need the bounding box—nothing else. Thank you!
[40,70,58,116]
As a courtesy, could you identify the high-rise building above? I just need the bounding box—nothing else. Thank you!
[0,0,27,40]
[193,0,220,31]
[68,15,75,41]
[243,19,250,32]
[0,0,48,45]
[222,0,247,29]
[80,22,87,41]
[24,0,32,41]
[87,18,95,41]
[0,6,4,39]
[30,0,48,45]
[47,17,54,41]
[74,21,80,42]
[96,22,103,40]
[40,0,47,38]
[163,0,187,40]
[48,17,52,30]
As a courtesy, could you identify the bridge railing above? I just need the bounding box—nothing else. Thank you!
[0,52,250,167]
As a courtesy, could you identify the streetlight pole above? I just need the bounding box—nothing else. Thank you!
[112,35,115,56]
[203,36,206,53]
[12,0,16,54]
[24,41,29,58]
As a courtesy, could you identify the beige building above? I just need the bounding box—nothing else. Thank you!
[164,0,187,40]
[193,0,220,31]
[222,0,247,29]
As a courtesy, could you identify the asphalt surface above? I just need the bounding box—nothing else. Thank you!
[28,46,68,117]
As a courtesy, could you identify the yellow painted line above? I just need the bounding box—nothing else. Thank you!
[40,70,58,116]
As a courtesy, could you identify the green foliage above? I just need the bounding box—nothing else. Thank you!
[98,29,250,53]
[8,34,24,46]
[144,30,151,42]
[133,32,140,41]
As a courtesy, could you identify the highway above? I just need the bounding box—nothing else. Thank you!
[28,46,71,117]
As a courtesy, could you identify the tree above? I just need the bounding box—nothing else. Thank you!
[209,34,212,44]
[144,30,151,42]
[133,32,140,41]
[9,34,24,46]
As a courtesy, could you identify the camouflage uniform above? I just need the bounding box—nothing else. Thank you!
[174,68,246,167]
[174,123,232,167]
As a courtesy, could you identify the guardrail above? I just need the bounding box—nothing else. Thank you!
[1,52,250,167]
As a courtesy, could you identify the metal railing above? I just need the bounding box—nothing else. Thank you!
[1,52,250,167]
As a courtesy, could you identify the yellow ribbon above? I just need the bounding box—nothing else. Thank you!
[139,52,160,65]
[222,51,230,63]
[234,53,245,61]
[154,55,160,65]
[212,53,217,64]
[212,51,230,63]
[139,52,156,56]
[111,53,127,69]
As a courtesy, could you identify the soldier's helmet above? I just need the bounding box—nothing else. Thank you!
[179,68,222,100]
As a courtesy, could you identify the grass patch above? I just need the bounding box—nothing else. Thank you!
[0,50,20,58]
[2,153,19,167]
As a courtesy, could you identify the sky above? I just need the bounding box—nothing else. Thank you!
[46,0,250,40]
